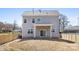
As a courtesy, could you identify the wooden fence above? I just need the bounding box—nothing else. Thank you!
[61,33,79,42]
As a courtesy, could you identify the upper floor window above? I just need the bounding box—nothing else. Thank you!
[32,18,35,23]
[37,18,40,21]
[24,19,27,23]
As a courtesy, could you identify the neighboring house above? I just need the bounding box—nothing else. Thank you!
[63,26,79,33]
[22,10,61,38]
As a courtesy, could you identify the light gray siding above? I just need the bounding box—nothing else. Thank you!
[22,10,60,38]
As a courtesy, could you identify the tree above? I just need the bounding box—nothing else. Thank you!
[13,20,17,30]
[59,14,69,31]
[0,22,4,31]
[13,20,21,31]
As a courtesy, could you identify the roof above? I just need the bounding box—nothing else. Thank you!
[22,10,59,16]
[65,26,79,31]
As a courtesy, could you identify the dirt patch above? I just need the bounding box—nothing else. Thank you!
[0,39,79,51]
[0,32,19,44]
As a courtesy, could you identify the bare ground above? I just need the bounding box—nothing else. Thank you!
[0,39,79,51]
[0,32,19,44]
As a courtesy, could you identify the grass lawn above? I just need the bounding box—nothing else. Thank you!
[0,39,79,51]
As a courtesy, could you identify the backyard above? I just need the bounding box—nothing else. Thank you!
[0,32,79,51]
[0,32,20,44]
[0,38,79,51]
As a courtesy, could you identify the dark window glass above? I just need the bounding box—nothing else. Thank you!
[32,18,35,23]
[28,29,30,34]
[24,19,27,23]
[38,18,40,21]
[28,29,33,34]
[31,29,33,34]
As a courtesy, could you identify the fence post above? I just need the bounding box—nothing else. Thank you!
[71,33,72,41]
[66,33,67,40]
[75,32,76,42]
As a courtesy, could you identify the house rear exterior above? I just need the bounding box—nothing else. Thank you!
[22,10,60,38]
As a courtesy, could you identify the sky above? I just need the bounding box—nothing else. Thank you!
[0,8,79,27]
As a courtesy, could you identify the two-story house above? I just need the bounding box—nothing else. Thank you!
[22,10,60,38]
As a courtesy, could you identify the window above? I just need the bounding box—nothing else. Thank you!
[38,18,40,21]
[28,29,30,34]
[32,18,35,23]
[28,29,33,34]
[24,19,27,23]
[30,29,33,34]
[52,29,55,32]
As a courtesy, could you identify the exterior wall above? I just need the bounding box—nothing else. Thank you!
[22,16,60,38]
[22,16,34,38]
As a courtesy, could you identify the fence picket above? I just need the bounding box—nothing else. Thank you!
[61,33,79,42]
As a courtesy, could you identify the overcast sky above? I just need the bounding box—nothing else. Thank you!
[0,8,79,27]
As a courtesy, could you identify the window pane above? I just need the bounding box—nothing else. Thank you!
[32,18,35,23]
[28,29,33,34]
[24,19,27,23]
[31,29,33,34]
[38,18,40,21]
[28,29,30,34]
